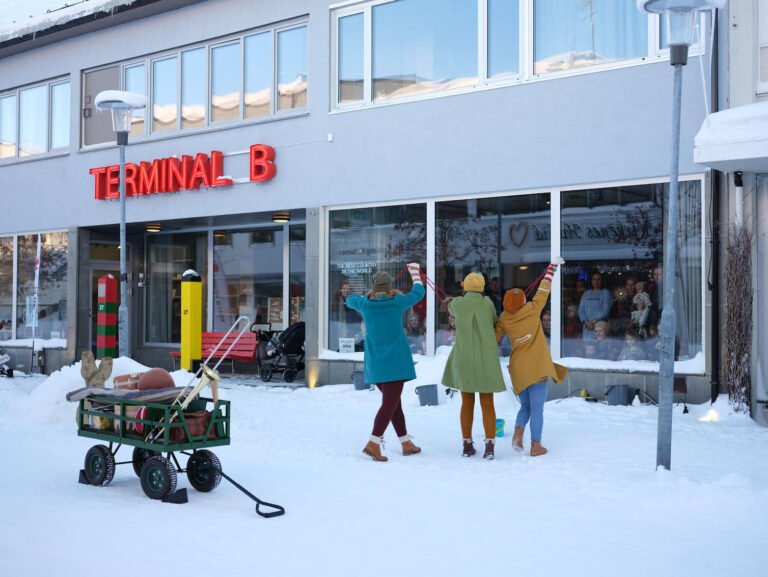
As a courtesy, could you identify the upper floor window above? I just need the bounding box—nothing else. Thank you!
[759,2,768,94]
[331,0,698,110]
[81,19,308,147]
[0,78,70,160]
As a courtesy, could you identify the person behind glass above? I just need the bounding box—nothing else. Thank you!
[495,261,568,457]
[578,271,612,340]
[648,264,664,331]
[486,276,503,315]
[345,264,425,462]
[436,314,456,347]
[333,279,359,340]
[441,272,506,459]
[592,320,616,360]
[405,312,425,353]
[541,310,552,345]
[617,328,645,361]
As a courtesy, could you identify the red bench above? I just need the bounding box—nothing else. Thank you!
[170,332,259,373]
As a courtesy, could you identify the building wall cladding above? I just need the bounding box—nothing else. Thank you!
[0,0,713,235]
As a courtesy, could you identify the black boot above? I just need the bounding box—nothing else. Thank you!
[483,439,495,460]
[462,439,476,457]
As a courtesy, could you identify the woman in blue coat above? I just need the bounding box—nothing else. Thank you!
[346,263,425,462]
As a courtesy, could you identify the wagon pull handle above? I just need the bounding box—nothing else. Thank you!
[217,468,286,519]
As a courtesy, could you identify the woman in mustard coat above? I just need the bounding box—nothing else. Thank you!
[495,261,568,457]
[442,272,506,459]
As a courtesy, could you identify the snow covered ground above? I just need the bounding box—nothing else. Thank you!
[0,356,766,577]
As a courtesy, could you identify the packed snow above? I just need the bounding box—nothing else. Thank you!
[0,354,766,576]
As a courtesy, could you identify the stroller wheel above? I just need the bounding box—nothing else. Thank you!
[283,368,296,383]
[259,364,273,382]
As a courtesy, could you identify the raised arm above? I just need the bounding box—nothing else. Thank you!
[529,261,559,314]
[398,263,426,309]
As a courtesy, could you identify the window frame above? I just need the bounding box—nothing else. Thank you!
[329,0,708,112]
[0,77,70,163]
[758,1,768,95]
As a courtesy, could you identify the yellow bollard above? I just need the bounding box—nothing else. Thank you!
[180,269,202,371]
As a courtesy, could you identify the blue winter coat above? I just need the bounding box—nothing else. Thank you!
[346,283,425,385]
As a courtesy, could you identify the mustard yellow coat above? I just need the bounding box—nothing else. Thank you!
[495,279,568,395]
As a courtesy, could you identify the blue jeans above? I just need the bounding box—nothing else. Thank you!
[515,380,548,442]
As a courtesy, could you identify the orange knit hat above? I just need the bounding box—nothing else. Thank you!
[503,288,526,313]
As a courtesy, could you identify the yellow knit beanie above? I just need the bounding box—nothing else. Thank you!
[463,272,485,293]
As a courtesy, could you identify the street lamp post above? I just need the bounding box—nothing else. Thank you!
[637,0,724,470]
[95,90,147,359]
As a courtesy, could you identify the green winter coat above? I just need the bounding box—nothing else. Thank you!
[441,292,506,393]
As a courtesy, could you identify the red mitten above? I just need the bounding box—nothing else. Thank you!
[544,263,558,281]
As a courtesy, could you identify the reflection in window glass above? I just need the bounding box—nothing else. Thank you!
[213,228,285,331]
[182,48,206,129]
[488,0,520,78]
[290,226,306,324]
[146,233,207,343]
[16,233,68,339]
[50,83,70,150]
[19,85,47,157]
[152,57,178,132]
[212,43,241,123]
[372,0,477,102]
[244,32,272,118]
[0,96,16,158]
[0,237,12,339]
[560,182,701,363]
[338,13,364,103]
[328,205,426,352]
[436,196,551,352]
[124,64,146,136]
[277,26,307,111]
[534,0,648,74]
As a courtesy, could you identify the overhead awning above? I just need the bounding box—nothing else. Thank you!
[694,101,768,173]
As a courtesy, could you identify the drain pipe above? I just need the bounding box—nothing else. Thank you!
[709,12,721,405]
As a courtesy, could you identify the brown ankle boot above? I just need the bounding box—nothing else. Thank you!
[512,426,524,452]
[400,436,421,456]
[483,439,495,460]
[462,439,476,457]
[362,438,388,462]
[530,440,548,457]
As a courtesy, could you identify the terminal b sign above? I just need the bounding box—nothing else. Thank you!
[89,144,276,200]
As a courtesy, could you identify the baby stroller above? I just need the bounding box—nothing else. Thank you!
[258,322,305,383]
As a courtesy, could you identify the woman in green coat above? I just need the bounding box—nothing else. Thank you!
[441,273,506,459]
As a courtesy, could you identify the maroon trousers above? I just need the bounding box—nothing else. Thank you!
[371,380,407,438]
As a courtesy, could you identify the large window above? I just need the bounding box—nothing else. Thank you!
[146,233,207,343]
[82,20,307,146]
[328,205,427,353]
[0,78,70,159]
[15,233,68,340]
[332,0,698,109]
[435,195,551,350]
[560,181,702,363]
[0,237,12,340]
[290,226,306,324]
[759,2,768,94]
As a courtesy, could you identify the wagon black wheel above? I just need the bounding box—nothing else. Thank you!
[187,450,222,492]
[140,456,177,500]
[84,445,115,486]
[259,364,273,382]
[283,368,296,383]
[132,447,160,477]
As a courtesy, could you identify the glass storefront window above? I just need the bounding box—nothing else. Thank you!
[18,85,47,157]
[560,181,702,362]
[0,95,16,159]
[290,226,306,324]
[50,83,70,150]
[0,237,12,339]
[328,205,427,353]
[16,233,68,339]
[244,32,272,118]
[435,195,551,351]
[181,48,206,130]
[277,26,307,111]
[534,0,648,74]
[152,57,178,132]
[146,233,207,343]
[488,0,520,78]
[338,13,364,104]
[213,228,285,331]
[372,0,477,102]
[124,64,146,136]
[211,43,240,123]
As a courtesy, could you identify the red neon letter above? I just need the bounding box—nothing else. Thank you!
[138,159,165,194]
[105,165,120,199]
[89,166,108,200]
[125,163,138,197]
[249,144,276,182]
[188,153,212,189]
[210,151,232,187]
